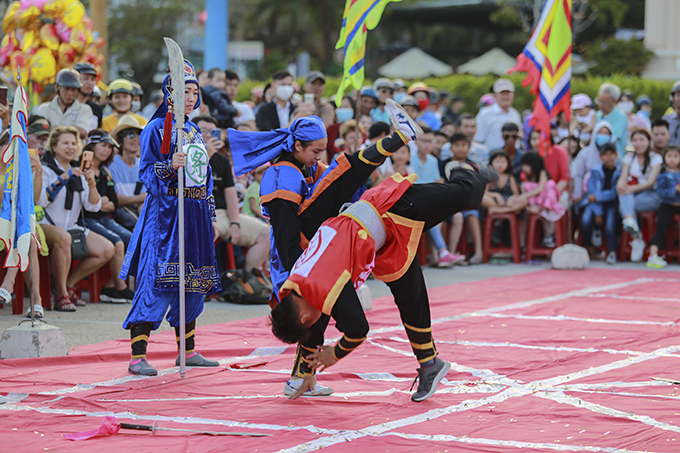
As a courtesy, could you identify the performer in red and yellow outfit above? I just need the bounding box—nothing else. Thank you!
[271,163,490,402]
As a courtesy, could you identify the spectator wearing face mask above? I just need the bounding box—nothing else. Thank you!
[619,91,650,138]
[73,62,103,129]
[408,82,441,131]
[256,70,299,131]
[570,121,617,203]
[636,95,653,130]
[101,79,148,133]
[371,78,393,125]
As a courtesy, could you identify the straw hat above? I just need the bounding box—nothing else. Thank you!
[111,114,144,142]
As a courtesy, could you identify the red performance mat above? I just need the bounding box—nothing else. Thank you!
[2,268,680,452]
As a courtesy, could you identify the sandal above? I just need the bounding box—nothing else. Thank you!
[25,305,44,318]
[54,295,76,312]
[0,287,13,308]
[468,256,482,265]
[67,287,86,307]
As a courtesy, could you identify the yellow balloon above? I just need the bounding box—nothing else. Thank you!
[2,1,20,34]
[42,0,66,19]
[16,6,41,29]
[62,1,85,28]
[39,24,60,52]
[21,30,38,53]
[31,48,57,83]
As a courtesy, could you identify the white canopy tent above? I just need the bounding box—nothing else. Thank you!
[378,48,453,79]
[457,47,518,76]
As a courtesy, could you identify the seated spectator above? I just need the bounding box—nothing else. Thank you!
[647,145,680,268]
[483,150,525,215]
[81,129,135,303]
[651,119,671,154]
[596,82,627,157]
[141,90,164,121]
[531,126,570,193]
[101,79,148,133]
[409,82,441,131]
[519,152,566,247]
[570,93,596,145]
[225,69,257,130]
[39,126,113,311]
[636,95,653,125]
[359,114,374,138]
[27,121,50,157]
[108,115,147,231]
[325,94,356,163]
[431,131,449,160]
[571,121,616,204]
[579,143,620,265]
[558,135,581,161]
[620,91,650,138]
[411,126,460,267]
[441,133,483,264]
[197,116,270,272]
[202,68,239,128]
[358,86,379,118]
[496,122,524,181]
[618,129,663,262]
[36,69,93,139]
[474,79,521,151]
[242,165,268,223]
[458,114,489,165]
[376,143,413,184]
[554,111,570,141]
[338,119,365,156]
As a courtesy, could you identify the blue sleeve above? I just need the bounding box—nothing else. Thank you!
[655,173,680,203]
[260,164,307,206]
[593,169,619,203]
[139,117,178,196]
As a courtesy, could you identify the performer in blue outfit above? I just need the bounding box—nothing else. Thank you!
[228,99,423,397]
[120,60,221,376]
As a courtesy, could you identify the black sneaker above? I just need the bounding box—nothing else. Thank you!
[117,287,135,303]
[410,357,451,402]
[99,287,126,303]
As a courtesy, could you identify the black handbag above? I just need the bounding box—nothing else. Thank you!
[44,208,89,261]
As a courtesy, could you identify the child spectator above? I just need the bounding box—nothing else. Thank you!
[483,150,525,215]
[519,151,565,247]
[442,133,483,263]
[570,93,596,144]
[242,165,268,223]
[647,145,680,268]
[579,143,620,264]
[617,129,663,262]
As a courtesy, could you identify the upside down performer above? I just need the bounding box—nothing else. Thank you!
[228,99,423,397]
[271,162,492,401]
[120,59,221,376]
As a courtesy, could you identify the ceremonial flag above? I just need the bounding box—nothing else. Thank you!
[509,0,572,155]
[0,85,38,272]
[335,0,403,106]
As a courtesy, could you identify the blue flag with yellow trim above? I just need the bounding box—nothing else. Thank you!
[335,0,403,106]
[0,85,38,272]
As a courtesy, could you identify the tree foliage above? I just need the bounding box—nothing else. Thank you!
[583,38,654,77]
[108,0,200,96]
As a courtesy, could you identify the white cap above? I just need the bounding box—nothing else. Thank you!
[492,79,515,93]
[571,93,592,110]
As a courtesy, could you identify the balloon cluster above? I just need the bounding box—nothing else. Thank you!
[0,0,104,90]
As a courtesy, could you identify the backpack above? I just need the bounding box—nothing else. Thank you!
[219,268,272,305]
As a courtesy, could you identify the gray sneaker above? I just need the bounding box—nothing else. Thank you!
[386,98,423,141]
[175,352,219,367]
[128,358,158,376]
[410,357,451,402]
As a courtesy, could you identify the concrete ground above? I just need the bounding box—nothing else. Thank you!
[0,260,676,349]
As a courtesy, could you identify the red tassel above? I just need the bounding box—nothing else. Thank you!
[160,111,173,155]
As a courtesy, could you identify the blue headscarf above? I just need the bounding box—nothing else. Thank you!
[229,116,327,176]
[150,59,202,123]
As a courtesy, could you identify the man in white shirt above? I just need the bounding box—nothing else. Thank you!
[224,69,257,130]
[459,114,489,165]
[36,69,93,139]
[473,79,522,151]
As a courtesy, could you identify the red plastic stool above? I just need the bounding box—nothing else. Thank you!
[660,214,680,263]
[482,213,521,263]
[525,213,566,260]
[618,211,656,261]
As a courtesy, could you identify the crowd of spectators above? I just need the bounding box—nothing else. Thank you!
[1,62,679,315]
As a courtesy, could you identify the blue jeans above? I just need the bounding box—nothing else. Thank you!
[84,217,133,248]
[428,225,448,252]
[618,189,660,218]
[581,202,617,253]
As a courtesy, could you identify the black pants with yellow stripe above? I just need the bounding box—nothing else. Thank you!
[330,166,487,365]
[292,131,409,377]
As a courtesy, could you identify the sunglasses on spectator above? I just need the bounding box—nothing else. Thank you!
[503,134,518,140]
[125,131,140,139]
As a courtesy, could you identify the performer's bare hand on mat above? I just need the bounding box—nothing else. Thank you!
[172,151,186,170]
[288,374,317,399]
[309,346,338,372]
